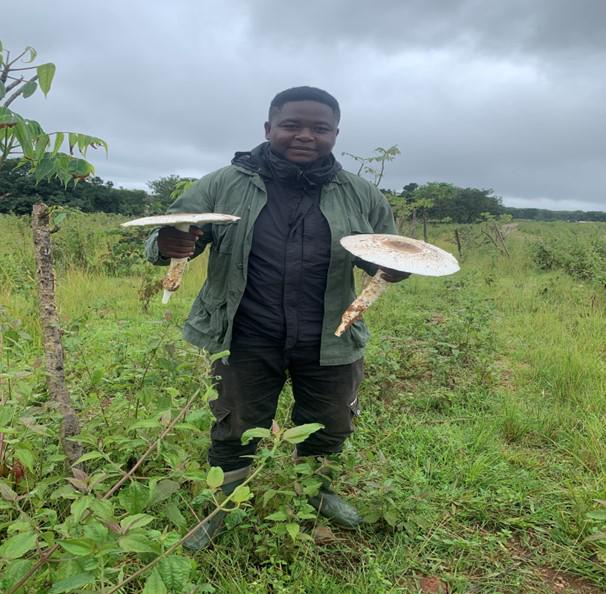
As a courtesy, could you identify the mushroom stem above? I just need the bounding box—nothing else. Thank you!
[335,271,389,337]
[162,222,191,304]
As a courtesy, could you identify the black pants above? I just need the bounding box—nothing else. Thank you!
[207,339,364,471]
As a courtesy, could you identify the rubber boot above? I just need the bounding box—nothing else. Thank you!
[308,481,363,529]
[182,465,250,551]
[296,455,363,529]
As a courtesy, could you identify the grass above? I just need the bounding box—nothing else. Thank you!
[1,214,605,592]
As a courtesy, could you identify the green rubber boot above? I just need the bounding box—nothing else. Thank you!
[296,455,363,529]
[308,483,363,529]
[182,466,249,552]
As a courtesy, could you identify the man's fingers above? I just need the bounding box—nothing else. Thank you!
[158,225,202,258]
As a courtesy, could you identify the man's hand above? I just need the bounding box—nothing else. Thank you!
[379,267,411,283]
[157,225,203,259]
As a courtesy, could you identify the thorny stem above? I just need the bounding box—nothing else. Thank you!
[102,438,282,594]
[5,387,203,594]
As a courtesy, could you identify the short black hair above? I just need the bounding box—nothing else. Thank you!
[268,86,340,123]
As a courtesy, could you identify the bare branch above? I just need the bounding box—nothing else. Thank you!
[5,76,25,91]
[3,75,38,108]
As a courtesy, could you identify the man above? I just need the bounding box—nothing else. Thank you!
[146,86,408,550]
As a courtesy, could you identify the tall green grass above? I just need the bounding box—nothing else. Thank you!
[1,215,605,592]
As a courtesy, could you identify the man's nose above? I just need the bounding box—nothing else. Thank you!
[295,128,314,141]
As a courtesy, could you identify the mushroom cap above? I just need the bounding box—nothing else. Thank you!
[341,234,460,277]
[121,213,240,228]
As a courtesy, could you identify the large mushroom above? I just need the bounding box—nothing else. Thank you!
[335,234,460,336]
[122,212,240,303]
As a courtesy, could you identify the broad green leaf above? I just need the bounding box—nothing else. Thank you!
[118,481,148,514]
[262,488,277,507]
[142,569,167,594]
[383,509,399,527]
[206,467,224,490]
[231,485,253,504]
[286,522,300,541]
[282,423,324,444]
[33,154,56,182]
[70,495,92,523]
[37,62,56,96]
[58,539,94,557]
[165,502,186,529]
[82,520,109,543]
[88,497,114,521]
[241,427,271,445]
[0,531,37,560]
[24,46,37,62]
[1,559,33,591]
[21,80,37,98]
[0,480,18,502]
[148,479,180,507]
[265,510,288,522]
[129,418,161,431]
[51,131,64,155]
[158,555,191,590]
[49,572,95,594]
[90,367,104,385]
[72,451,103,466]
[68,132,78,154]
[118,531,156,553]
[120,513,155,531]
[13,120,34,156]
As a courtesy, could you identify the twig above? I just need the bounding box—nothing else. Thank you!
[3,75,38,108]
[6,387,202,594]
[103,440,279,594]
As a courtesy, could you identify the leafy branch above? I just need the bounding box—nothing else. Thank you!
[0,40,107,184]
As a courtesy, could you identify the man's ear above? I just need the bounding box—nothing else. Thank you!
[264,121,271,140]
[335,127,340,137]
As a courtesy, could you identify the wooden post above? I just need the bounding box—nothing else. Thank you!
[31,203,83,468]
[454,228,463,259]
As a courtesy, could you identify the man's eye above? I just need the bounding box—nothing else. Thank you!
[281,123,298,130]
[315,127,330,133]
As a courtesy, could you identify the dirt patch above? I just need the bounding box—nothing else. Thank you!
[537,567,603,594]
[507,537,603,594]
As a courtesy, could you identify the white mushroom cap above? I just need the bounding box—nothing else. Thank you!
[121,213,240,227]
[341,234,460,277]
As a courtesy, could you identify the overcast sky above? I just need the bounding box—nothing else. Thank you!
[4,0,606,211]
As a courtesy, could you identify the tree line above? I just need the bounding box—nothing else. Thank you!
[1,158,604,222]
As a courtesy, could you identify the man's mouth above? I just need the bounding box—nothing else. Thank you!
[289,146,316,152]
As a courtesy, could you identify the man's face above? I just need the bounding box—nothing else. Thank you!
[264,100,339,164]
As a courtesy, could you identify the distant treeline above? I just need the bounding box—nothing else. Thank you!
[1,159,604,222]
[502,207,606,222]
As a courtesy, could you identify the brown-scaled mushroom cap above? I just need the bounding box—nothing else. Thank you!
[340,234,460,277]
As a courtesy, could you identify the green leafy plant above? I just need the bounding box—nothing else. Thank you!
[0,41,107,183]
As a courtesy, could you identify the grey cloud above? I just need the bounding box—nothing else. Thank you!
[3,0,605,211]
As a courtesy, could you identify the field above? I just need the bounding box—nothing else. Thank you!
[1,213,606,593]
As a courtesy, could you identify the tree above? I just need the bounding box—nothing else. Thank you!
[0,41,106,183]
[342,145,400,188]
[0,158,149,215]
[147,174,196,213]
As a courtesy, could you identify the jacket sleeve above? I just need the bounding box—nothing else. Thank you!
[353,185,398,275]
[145,174,217,265]
[368,186,397,234]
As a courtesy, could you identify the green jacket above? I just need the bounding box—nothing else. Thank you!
[146,163,396,365]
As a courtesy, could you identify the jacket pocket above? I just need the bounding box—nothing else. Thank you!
[349,319,370,348]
